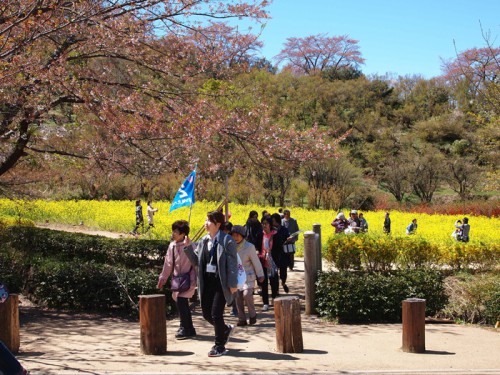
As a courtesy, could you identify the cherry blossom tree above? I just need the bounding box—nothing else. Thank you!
[275,33,365,75]
[1,1,344,196]
[441,46,500,113]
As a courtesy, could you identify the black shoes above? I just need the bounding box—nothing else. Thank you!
[175,328,197,340]
[282,283,289,293]
[207,324,233,357]
[223,324,234,345]
[249,316,257,325]
[208,345,227,357]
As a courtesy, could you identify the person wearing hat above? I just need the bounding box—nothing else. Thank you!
[348,210,361,233]
[331,212,349,234]
[230,225,265,326]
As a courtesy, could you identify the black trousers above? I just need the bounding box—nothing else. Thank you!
[0,341,22,375]
[257,267,269,305]
[176,296,194,332]
[201,275,228,347]
[269,265,287,299]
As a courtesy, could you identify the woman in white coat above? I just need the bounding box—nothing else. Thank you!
[230,225,264,326]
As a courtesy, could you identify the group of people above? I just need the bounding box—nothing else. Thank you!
[452,217,470,242]
[332,211,471,241]
[331,209,368,234]
[131,200,159,235]
[157,208,299,358]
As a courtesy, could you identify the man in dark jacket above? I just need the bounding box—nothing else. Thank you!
[244,210,262,247]
[270,213,290,298]
[282,209,299,271]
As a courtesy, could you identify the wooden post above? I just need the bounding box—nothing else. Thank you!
[402,298,426,353]
[313,224,322,272]
[304,230,317,315]
[0,294,20,353]
[274,296,303,353]
[139,294,166,355]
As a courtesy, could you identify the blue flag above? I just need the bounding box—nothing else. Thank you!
[169,170,196,213]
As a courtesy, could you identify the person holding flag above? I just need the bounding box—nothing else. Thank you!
[183,210,238,357]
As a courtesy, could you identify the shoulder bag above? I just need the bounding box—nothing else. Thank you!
[170,246,192,293]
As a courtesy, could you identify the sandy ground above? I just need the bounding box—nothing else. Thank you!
[12,224,500,374]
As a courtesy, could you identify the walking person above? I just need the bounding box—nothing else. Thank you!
[270,213,290,297]
[131,199,144,235]
[184,210,238,357]
[257,216,275,311]
[244,210,262,246]
[157,220,197,339]
[383,212,391,234]
[282,209,299,271]
[145,200,159,231]
[230,225,264,326]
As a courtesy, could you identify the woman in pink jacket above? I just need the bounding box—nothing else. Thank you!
[157,220,197,339]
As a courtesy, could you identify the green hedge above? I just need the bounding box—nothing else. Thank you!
[0,226,174,314]
[316,269,447,323]
[4,226,168,268]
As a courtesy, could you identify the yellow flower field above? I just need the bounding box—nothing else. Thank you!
[1,199,498,256]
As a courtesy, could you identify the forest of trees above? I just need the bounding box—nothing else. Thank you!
[1,1,498,211]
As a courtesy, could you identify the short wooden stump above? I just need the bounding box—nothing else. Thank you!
[274,296,303,353]
[139,294,166,355]
[0,294,20,353]
[402,298,426,353]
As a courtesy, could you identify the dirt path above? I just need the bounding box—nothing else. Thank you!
[36,222,127,239]
[15,224,500,374]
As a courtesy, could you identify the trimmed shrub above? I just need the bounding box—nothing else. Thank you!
[325,233,499,271]
[0,226,174,314]
[316,269,447,323]
[4,226,168,268]
[27,259,162,312]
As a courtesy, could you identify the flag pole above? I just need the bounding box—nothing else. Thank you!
[190,198,226,243]
[224,175,229,222]
[187,165,197,226]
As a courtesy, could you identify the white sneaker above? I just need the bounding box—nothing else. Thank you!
[262,304,269,311]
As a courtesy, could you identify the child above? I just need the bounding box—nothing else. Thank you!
[451,220,462,240]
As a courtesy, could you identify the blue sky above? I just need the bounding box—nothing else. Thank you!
[250,0,500,78]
